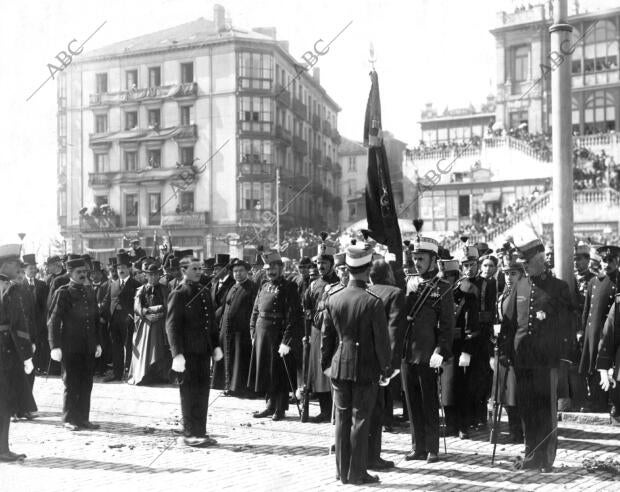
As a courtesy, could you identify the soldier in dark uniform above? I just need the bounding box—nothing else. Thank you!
[217,259,257,396]
[402,221,454,463]
[499,238,574,473]
[321,242,392,485]
[0,245,36,461]
[166,257,223,447]
[48,258,103,431]
[596,290,620,422]
[367,258,405,470]
[303,234,339,423]
[248,250,303,421]
[579,245,619,412]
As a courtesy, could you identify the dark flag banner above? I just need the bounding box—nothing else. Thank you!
[363,70,403,267]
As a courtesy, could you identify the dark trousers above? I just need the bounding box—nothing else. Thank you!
[401,362,439,454]
[515,366,558,469]
[0,413,9,454]
[368,386,388,462]
[332,379,377,483]
[179,354,211,438]
[110,312,133,378]
[61,353,95,425]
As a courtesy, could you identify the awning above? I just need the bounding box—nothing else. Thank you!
[481,191,501,202]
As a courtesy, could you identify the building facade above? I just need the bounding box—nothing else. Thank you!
[57,5,341,260]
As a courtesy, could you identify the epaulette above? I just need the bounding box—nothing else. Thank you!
[327,284,345,296]
[365,288,380,300]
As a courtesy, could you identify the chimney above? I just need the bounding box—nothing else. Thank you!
[214,4,225,32]
[313,68,320,84]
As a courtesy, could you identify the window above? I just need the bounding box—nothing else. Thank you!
[95,114,107,133]
[239,139,272,164]
[237,52,273,90]
[124,151,137,171]
[94,153,108,173]
[148,67,161,87]
[95,73,108,93]
[125,194,138,226]
[511,45,530,82]
[180,147,194,166]
[239,96,272,132]
[125,111,138,130]
[177,192,194,213]
[148,109,161,128]
[239,182,272,210]
[181,62,194,83]
[180,106,193,125]
[148,193,161,225]
[147,149,161,168]
[126,69,138,89]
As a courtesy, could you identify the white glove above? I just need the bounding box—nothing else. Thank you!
[213,346,223,362]
[429,352,443,369]
[95,345,102,358]
[599,369,611,392]
[51,348,62,362]
[278,343,291,357]
[24,358,34,375]
[459,352,471,368]
[172,354,186,373]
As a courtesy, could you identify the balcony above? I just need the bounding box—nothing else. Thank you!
[292,136,308,155]
[161,212,208,227]
[239,120,272,136]
[274,84,291,108]
[292,98,307,120]
[312,115,321,131]
[88,166,197,187]
[274,125,292,145]
[79,215,121,232]
[238,161,274,181]
[89,82,197,106]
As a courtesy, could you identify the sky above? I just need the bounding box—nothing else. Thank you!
[2,0,608,251]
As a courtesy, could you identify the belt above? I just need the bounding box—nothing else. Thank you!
[0,324,30,340]
[259,311,285,320]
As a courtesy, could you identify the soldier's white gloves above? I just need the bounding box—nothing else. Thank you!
[24,358,34,375]
[51,348,62,362]
[429,353,443,369]
[172,354,186,373]
[95,345,102,358]
[213,346,223,361]
[599,369,612,392]
[278,344,291,357]
[459,352,471,368]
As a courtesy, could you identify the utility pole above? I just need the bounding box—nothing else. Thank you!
[276,166,281,250]
[550,0,574,292]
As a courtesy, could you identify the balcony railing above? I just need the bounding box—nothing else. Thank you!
[161,212,207,227]
[292,98,307,120]
[79,215,121,232]
[89,82,197,106]
[238,162,274,180]
[293,136,308,155]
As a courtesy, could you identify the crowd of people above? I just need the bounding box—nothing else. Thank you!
[1,230,619,485]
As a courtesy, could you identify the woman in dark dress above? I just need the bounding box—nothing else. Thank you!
[128,263,170,385]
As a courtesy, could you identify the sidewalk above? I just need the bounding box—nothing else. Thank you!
[2,376,619,491]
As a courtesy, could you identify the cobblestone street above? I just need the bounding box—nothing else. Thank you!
[0,377,618,491]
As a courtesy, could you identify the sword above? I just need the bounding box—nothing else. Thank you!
[281,353,302,417]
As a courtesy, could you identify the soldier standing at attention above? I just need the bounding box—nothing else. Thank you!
[248,250,303,421]
[321,242,391,485]
[402,220,454,464]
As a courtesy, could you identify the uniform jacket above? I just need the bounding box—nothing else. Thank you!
[499,273,574,369]
[220,279,258,334]
[250,276,303,347]
[596,294,620,380]
[321,279,391,384]
[579,271,618,374]
[103,276,141,318]
[166,279,217,358]
[211,274,235,326]
[47,281,102,354]
[368,283,406,370]
[402,270,454,365]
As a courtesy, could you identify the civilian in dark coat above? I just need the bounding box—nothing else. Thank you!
[48,259,102,430]
[367,260,405,469]
[101,254,141,381]
[596,295,620,421]
[499,240,574,473]
[166,258,222,447]
[215,259,257,395]
[321,245,392,485]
